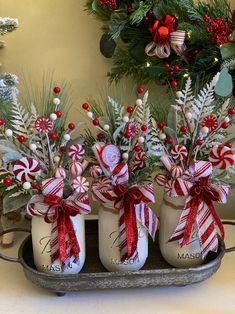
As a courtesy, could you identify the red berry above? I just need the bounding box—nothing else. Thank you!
[60,146,67,153]
[68,123,75,130]
[180,125,187,133]
[55,111,62,118]
[53,86,61,94]
[196,139,203,146]
[137,86,144,94]
[0,119,4,126]
[97,133,104,140]
[18,135,26,143]
[92,118,100,126]
[225,142,233,148]
[170,81,177,88]
[143,16,149,22]
[141,124,148,132]
[147,10,153,17]
[168,71,174,76]
[32,184,41,191]
[82,102,89,110]
[164,63,170,68]
[50,133,58,140]
[127,5,133,14]
[221,122,229,129]
[173,65,181,71]
[3,177,12,186]
[124,131,132,139]
[127,106,134,113]
[157,122,165,129]
[165,137,173,145]
[228,108,235,115]
[134,145,142,152]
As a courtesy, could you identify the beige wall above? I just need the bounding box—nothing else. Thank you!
[0,0,235,218]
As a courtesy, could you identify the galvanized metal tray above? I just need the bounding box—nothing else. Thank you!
[0,220,234,296]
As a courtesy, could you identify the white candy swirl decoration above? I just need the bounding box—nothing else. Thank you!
[134,152,146,168]
[68,144,85,161]
[89,165,103,179]
[72,176,89,193]
[171,144,188,161]
[209,146,234,170]
[13,157,41,182]
[69,162,84,177]
[101,144,120,168]
[54,167,66,179]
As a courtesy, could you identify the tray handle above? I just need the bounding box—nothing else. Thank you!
[222,221,235,253]
[0,228,30,263]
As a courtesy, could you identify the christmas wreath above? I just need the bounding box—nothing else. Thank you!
[86,0,235,94]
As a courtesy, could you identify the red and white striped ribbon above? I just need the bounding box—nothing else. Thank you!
[27,178,91,266]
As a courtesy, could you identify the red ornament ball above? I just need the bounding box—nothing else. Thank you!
[225,142,233,148]
[170,81,177,88]
[92,118,100,126]
[60,146,67,153]
[173,65,181,71]
[228,108,235,115]
[53,86,61,94]
[3,177,12,186]
[50,133,58,140]
[82,103,89,110]
[158,26,169,39]
[168,71,174,77]
[134,145,142,152]
[55,111,62,118]
[180,125,187,133]
[137,86,144,94]
[18,135,26,143]
[97,133,104,140]
[0,119,4,126]
[221,122,229,129]
[196,139,203,146]
[164,63,170,68]
[68,123,75,130]
[157,122,165,129]
[124,130,132,139]
[165,137,173,145]
[141,124,148,132]
[127,106,134,113]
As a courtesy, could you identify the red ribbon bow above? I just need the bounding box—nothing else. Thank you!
[43,194,81,265]
[113,184,148,261]
[148,14,178,43]
[182,177,224,247]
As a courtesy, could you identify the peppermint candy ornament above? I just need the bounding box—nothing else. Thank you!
[201,115,218,131]
[171,144,188,161]
[101,144,120,168]
[69,162,84,177]
[171,166,183,178]
[155,174,167,186]
[209,146,234,170]
[134,152,146,168]
[90,165,103,178]
[13,157,41,182]
[72,176,89,193]
[54,166,66,179]
[35,117,53,134]
[68,144,85,161]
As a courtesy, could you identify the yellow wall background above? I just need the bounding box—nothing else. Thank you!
[0,0,235,218]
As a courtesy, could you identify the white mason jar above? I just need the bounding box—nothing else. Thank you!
[31,212,85,275]
[159,194,203,268]
[99,206,148,272]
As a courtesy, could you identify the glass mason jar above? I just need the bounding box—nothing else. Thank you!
[31,209,85,275]
[159,194,203,268]
[98,206,148,272]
